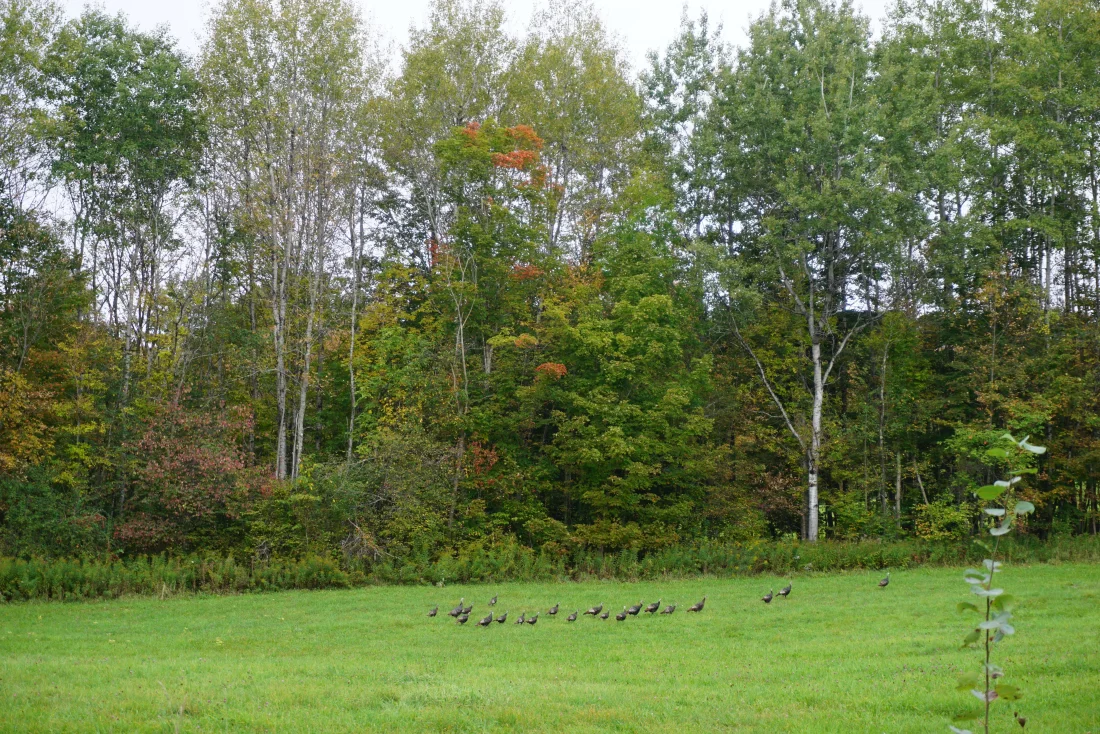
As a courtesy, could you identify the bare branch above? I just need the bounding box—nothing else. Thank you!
[730,314,806,453]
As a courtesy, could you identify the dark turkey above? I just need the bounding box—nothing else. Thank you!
[547,603,559,616]
[660,604,676,615]
[477,612,493,627]
[584,603,603,616]
[761,589,773,604]
[457,613,469,625]
[428,605,438,617]
[599,610,609,620]
[879,573,891,588]
[515,612,526,625]
[566,611,578,622]
[777,583,792,598]
[644,600,661,614]
[489,595,497,606]
[687,596,707,612]
[496,611,508,624]
[449,598,465,617]
[627,601,643,616]
[615,607,627,621]
[461,603,473,615]
[526,612,539,625]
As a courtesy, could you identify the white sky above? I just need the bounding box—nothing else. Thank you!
[61,0,894,73]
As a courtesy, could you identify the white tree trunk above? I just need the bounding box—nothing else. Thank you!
[808,339,824,542]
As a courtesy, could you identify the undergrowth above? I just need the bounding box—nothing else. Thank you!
[2,534,1097,602]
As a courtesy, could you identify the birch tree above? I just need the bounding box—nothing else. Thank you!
[201,0,367,479]
[712,0,891,540]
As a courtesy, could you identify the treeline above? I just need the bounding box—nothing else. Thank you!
[1,0,1098,565]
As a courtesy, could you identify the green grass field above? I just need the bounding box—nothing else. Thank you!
[1,564,1098,732]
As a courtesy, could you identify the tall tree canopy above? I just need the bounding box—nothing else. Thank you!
[2,0,1099,560]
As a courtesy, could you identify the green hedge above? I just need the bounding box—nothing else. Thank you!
[3,535,1098,602]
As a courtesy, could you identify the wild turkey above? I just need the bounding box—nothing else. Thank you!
[449,598,465,617]
[777,582,792,599]
[879,573,891,588]
[515,612,526,625]
[584,603,603,616]
[461,603,473,615]
[477,612,493,627]
[496,611,508,624]
[566,611,578,622]
[761,589,773,604]
[627,601,643,616]
[457,613,469,625]
[489,595,497,607]
[660,604,676,615]
[547,603,559,616]
[428,605,438,617]
[615,607,627,621]
[526,612,539,625]
[644,600,661,614]
[599,610,609,620]
[687,596,707,612]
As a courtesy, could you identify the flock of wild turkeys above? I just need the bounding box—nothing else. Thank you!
[427,574,891,626]
[428,595,708,626]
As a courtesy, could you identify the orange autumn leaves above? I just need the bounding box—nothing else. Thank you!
[457,120,550,188]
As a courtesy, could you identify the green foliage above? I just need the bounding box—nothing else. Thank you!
[0,553,348,601]
[915,499,976,542]
[951,434,1045,733]
[3,0,1100,571]
[4,534,1099,602]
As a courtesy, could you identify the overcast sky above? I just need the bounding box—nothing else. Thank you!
[59,0,894,72]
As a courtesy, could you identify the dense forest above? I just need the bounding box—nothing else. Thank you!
[1,0,1098,566]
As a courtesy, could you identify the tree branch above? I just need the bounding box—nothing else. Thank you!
[731,314,806,453]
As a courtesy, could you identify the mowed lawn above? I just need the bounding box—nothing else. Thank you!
[1,564,1098,732]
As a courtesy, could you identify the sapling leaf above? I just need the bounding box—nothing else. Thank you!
[957,601,980,614]
[1015,467,1038,475]
[979,620,1002,630]
[994,480,1011,487]
[1014,501,1035,515]
[956,674,980,691]
[992,594,1015,613]
[952,710,981,722]
[1019,440,1046,455]
[964,569,989,584]
[989,520,1012,536]
[973,587,1004,597]
[949,727,974,734]
[982,559,1002,571]
[986,447,1008,459]
[976,485,1006,500]
[971,689,998,702]
[984,663,1004,678]
[973,540,993,553]
[995,683,1022,701]
[1009,475,1022,484]
[962,629,980,646]
[984,508,1006,517]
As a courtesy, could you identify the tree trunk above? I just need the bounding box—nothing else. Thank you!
[292,211,325,480]
[895,451,902,523]
[913,457,929,505]
[346,195,363,462]
[808,339,823,542]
